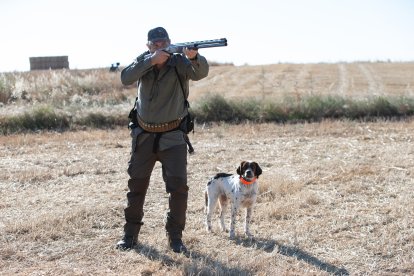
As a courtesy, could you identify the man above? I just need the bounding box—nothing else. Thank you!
[116,27,209,253]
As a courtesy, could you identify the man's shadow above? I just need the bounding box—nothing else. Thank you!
[133,236,349,275]
[235,236,349,276]
[134,243,251,275]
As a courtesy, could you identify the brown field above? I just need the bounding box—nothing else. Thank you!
[1,63,414,275]
[189,62,414,101]
[1,120,413,275]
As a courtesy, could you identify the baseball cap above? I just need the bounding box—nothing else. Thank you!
[147,27,169,42]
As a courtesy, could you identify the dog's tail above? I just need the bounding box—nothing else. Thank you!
[205,179,213,208]
[204,190,208,207]
[203,190,209,214]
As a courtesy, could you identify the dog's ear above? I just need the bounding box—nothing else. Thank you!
[254,162,262,178]
[236,161,245,176]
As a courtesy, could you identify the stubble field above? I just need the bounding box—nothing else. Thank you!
[1,62,414,275]
[1,120,413,275]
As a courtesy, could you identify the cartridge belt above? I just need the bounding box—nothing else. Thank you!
[137,115,182,133]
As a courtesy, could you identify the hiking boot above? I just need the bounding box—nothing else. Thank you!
[116,221,143,250]
[168,238,187,253]
[116,236,137,250]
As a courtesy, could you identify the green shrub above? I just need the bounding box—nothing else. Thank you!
[195,94,233,121]
[193,94,261,122]
[1,95,413,134]
[262,102,289,122]
[193,94,414,123]
[0,106,70,134]
[75,113,127,128]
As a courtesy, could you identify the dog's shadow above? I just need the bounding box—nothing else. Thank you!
[234,236,349,276]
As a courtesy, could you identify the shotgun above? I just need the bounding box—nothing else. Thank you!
[145,38,227,58]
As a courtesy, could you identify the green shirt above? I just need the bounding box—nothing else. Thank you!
[122,52,209,150]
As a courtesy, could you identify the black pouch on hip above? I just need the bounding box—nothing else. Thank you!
[128,98,139,129]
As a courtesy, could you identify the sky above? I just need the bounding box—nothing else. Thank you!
[1,0,414,72]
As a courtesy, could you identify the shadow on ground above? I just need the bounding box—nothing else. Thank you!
[134,243,252,275]
[235,236,349,276]
[130,236,348,275]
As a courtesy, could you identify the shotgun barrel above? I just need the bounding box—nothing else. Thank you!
[171,38,227,50]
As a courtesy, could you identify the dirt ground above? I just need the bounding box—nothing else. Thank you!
[0,120,413,275]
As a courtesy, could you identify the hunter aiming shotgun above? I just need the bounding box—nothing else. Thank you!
[145,38,227,58]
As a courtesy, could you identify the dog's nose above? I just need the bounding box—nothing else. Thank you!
[246,170,254,177]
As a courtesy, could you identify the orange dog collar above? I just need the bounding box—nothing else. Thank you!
[240,177,256,185]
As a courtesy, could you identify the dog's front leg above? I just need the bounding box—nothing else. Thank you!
[245,207,253,238]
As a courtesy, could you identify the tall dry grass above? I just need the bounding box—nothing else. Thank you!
[1,62,414,134]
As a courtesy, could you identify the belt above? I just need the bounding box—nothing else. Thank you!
[137,115,182,133]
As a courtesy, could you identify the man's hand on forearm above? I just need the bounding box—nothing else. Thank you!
[150,50,170,66]
[184,48,198,60]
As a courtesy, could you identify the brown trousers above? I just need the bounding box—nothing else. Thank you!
[124,132,188,240]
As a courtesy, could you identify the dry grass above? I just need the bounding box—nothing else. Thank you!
[1,120,413,275]
[2,62,414,118]
[0,69,131,117]
[189,62,414,102]
[1,62,413,274]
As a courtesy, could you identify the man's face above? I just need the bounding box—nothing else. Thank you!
[147,39,170,53]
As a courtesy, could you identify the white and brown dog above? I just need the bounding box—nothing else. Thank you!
[205,161,262,239]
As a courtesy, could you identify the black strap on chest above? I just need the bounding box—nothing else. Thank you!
[174,66,194,154]
[174,66,190,108]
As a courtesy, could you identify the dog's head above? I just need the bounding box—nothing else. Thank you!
[236,161,262,181]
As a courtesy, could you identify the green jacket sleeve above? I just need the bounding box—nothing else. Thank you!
[121,51,153,85]
[178,53,209,81]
